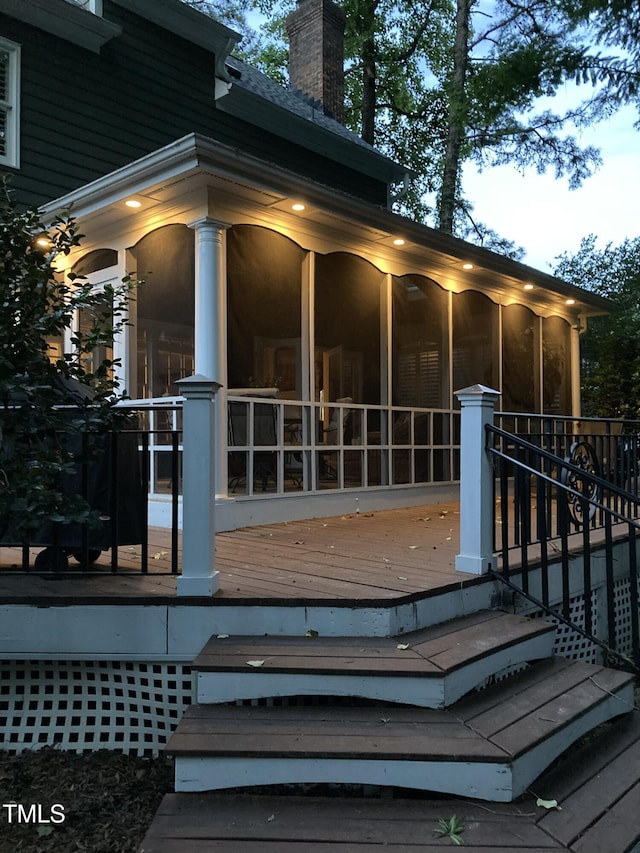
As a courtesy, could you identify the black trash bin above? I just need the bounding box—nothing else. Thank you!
[3,377,146,572]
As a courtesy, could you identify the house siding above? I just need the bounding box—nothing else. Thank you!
[0,2,388,208]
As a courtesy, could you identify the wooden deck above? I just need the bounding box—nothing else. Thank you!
[0,501,481,604]
[141,713,640,852]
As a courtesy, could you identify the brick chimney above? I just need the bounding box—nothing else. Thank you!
[286,0,346,123]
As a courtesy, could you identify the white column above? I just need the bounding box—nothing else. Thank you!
[570,320,582,417]
[455,384,501,575]
[114,248,133,396]
[176,375,221,597]
[189,217,230,497]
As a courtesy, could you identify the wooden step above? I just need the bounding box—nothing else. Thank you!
[193,610,556,708]
[167,657,635,803]
[139,790,569,852]
[142,718,640,851]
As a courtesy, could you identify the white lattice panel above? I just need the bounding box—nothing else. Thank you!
[532,592,600,665]
[0,660,193,756]
[613,577,635,660]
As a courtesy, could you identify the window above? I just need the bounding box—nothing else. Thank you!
[0,37,20,169]
[64,0,102,13]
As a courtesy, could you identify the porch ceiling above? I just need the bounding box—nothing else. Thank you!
[40,133,612,319]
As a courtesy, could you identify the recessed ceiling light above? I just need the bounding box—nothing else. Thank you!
[524,283,534,291]
[291,203,305,211]
[565,298,576,305]
[393,238,405,246]
[125,199,142,209]
[462,262,474,270]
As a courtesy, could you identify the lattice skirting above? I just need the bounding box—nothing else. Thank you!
[0,660,193,756]
[613,577,638,661]
[529,586,640,666]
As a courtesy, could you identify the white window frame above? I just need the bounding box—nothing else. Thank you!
[0,37,20,169]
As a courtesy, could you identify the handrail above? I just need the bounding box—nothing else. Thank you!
[486,422,640,674]
[488,424,640,528]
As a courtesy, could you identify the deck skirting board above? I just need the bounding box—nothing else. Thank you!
[174,755,515,801]
[196,671,446,707]
[0,584,498,660]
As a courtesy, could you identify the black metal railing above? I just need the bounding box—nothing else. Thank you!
[487,423,640,673]
[1,425,182,576]
[495,413,640,496]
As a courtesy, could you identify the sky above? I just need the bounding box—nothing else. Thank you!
[461,102,640,274]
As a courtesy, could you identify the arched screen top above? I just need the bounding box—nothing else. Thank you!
[72,248,118,276]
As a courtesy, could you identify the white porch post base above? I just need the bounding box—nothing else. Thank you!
[454,384,501,576]
[454,553,494,575]
[176,375,221,597]
[177,574,219,597]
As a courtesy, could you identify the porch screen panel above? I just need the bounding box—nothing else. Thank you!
[502,303,539,413]
[392,274,449,408]
[77,292,113,377]
[227,226,304,398]
[132,225,195,399]
[452,291,498,398]
[315,253,383,405]
[543,315,571,414]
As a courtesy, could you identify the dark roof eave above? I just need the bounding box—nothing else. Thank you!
[216,85,409,186]
[110,0,241,78]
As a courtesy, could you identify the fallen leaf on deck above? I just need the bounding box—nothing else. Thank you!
[305,629,319,638]
[398,576,408,580]
[408,545,419,550]
[217,634,230,639]
[246,660,265,667]
[152,551,168,560]
[267,814,276,822]
[536,798,561,810]
[397,643,410,650]
[293,540,305,545]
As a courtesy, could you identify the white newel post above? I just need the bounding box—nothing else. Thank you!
[176,375,221,596]
[455,384,501,575]
[189,216,229,498]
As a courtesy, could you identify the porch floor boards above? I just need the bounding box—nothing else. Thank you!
[140,714,640,853]
[0,498,627,605]
[0,501,478,604]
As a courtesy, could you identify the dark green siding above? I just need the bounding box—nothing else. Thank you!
[0,2,388,208]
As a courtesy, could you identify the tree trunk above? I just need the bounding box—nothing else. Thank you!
[438,0,471,234]
[361,34,376,145]
[358,0,377,146]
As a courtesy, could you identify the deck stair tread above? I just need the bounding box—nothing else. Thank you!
[139,791,567,852]
[535,713,640,852]
[192,610,556,707]
[167,656,635,801]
